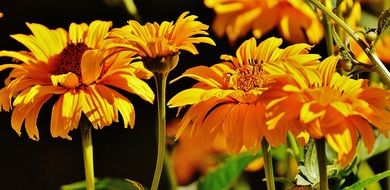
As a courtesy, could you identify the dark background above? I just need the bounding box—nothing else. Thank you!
[0,0,387,190]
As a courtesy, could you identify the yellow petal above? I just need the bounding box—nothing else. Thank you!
[51,72,80,89]
[69,22,88,43]
[85,20,112,48]
[81,50,103,85]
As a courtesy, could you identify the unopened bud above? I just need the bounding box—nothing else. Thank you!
[364,30,377,43]
[340,58,353,72]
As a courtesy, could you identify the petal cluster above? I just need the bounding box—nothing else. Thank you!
[266,56,390,166]
[0,21,154,140]
[108,12,215,58]
[168,37,321,152]
[204,0,323,44]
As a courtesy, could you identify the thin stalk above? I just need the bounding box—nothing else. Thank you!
[164,150,177,190]
[287,132,303,162]
[151,72,168,190]
[321,0,334,56]
[80,118,95,190]
[261,139,275,190]
[308,0,390,84]
[316,139,328,190]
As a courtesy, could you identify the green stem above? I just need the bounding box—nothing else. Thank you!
[308,0,390,84]
[164,150,178,190]
[151,72,168,190]
[261,139,275,190]
[321,0,334,56]
[80,118,95,190]
[287,132,303,162]
[316,139,328,190]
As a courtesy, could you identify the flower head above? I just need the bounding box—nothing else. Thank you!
[168,37,321,152]
[0,21,154,140]
[266,56,390,166]
[108,12,215,72]
[204,0,323,44]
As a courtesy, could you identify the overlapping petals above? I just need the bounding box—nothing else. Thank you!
[204,0,323,44]
[265,56,390,166]
[168,37,321,152]
[0,21,154,140]
[108,11,215,58]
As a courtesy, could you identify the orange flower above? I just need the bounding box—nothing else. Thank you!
[265,56,390,166]
[0,21,154,140]
[108,11,215,59]
[204,0,323,44]
[168,37,321,152]
[352,34,390,64]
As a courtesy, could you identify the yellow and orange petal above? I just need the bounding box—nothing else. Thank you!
[0,21,154,140]
[168,37,321,152]
[351,34,390,64]
[265,56,390,166]
[108,11,215,58]
[204,0,324,44]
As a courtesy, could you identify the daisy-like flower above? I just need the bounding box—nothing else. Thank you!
[108,11,215,72]
[168,37,321,152]
[0,21,154,140]
[265,56,390,166]
[204,0,323,44]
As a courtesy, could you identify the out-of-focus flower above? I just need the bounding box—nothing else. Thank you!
[352,34,390,64]
[265,56,390,166]
[167,117,264,185]
[204,0,323,44]
[108,11,215,72]
[339,0,362,29]
[168,37,321,153]
[0,21,154,140]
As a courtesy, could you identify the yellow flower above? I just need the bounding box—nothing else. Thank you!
[204,0,323,44]
[266,56,390,166]
[108,12,215,59]
[168,37,321,152]
[0,21,154,140]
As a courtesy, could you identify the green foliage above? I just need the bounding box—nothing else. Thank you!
[197,152,261,190]
[61,178,144,190]
[344,170,390,190]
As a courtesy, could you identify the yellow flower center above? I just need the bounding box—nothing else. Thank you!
[50,43,90,78]
[226,63,268,92]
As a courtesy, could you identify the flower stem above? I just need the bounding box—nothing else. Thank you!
[80,118,95,190]
[321,0,334,56]
[261,139,275,190]
[151,72,168,190]
[315,139,328,190]
[164,150,178,190]
[308,0,390,84]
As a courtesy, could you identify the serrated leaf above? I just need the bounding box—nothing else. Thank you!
[197,152,261,190]
[377,9,390,35]
[343,170,390,190]
[61,178,144,190]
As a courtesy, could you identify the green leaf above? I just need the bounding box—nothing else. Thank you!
[61,178,144,190]
[357,161,382,190]
[198,152,261,190]
[298,140,318,185]
[343,170,390,190]
[357,133,390,161]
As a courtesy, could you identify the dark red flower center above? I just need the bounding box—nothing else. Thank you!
[50,43,89,77]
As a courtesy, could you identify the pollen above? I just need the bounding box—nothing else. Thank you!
[50,43,90,77]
